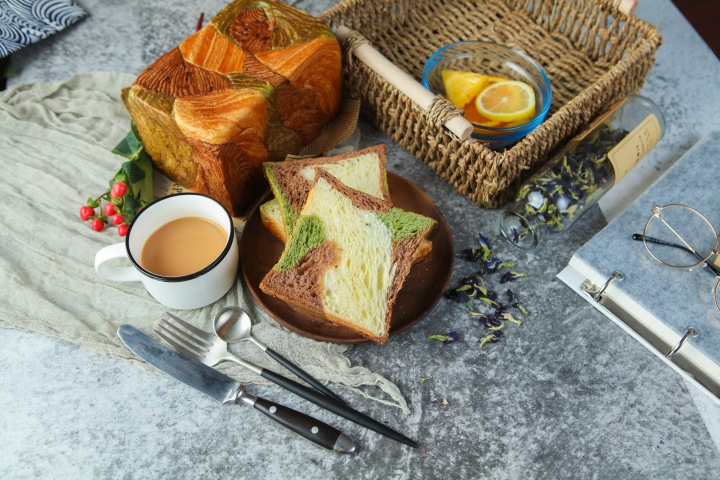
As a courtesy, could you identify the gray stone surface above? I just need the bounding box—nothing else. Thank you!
[2,0,720,478]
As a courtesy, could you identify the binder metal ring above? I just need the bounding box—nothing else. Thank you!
[666,327,699,360]
[591,271,624,301]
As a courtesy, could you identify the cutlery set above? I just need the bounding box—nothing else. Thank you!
[117,308,417,453]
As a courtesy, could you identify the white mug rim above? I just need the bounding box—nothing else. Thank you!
[125,193,235,283]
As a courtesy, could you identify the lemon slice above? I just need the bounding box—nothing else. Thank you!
[441,70,488,108]
[475,80,536,123]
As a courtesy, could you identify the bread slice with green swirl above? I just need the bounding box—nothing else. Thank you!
[260,143,432,261]
[260,170,435,344]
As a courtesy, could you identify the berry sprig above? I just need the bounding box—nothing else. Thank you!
[79,180,136,236]
[79,123,153,237]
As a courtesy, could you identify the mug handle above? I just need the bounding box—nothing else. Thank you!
[95,243,143,282]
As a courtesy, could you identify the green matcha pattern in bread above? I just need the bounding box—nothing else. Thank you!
[275,214,326,271]
[264,162,298,230]
[378,208,436,242]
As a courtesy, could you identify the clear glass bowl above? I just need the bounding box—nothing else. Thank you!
[422,41,552,149]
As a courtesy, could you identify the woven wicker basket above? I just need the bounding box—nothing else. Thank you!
[320,0,663,208]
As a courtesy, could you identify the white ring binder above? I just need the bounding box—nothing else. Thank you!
[558,132,720,408]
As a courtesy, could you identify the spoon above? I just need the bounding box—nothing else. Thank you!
[214,306,346,404]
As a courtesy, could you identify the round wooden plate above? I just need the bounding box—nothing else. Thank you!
[240,172,454,343]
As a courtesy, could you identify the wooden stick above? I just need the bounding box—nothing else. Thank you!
[617,0,638,16]
[335,26,473,141]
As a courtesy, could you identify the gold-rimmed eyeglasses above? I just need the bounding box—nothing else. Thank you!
[633,203,720,315]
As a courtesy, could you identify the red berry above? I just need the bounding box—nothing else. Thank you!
[112,213,124,225]
[79,205,94,221]
[111,181,128,199]
[103,202,116,216]
[117,224,129,237]
[91,219,105,232]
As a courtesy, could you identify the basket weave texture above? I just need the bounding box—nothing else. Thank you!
[320,0,663,208]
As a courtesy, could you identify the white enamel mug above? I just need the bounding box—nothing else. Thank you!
[94,193,239,310]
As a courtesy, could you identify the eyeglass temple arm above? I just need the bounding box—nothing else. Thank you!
[632,233,720,277]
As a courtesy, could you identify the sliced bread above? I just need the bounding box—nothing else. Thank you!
[260,143,432,261]
[263,144,391,237]
[259,170,436,344]
[260,197,434,262]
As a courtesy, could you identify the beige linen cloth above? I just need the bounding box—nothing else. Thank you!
[0,72,410,414]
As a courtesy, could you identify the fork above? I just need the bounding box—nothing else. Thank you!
[157,313,266,378]
[156,313,418,448]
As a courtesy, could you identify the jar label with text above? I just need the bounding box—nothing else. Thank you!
[608,114,662,184]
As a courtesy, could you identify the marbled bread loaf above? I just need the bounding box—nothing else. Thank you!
[122,0,342,216]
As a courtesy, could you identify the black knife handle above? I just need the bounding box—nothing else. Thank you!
[260,368,418,448]
[253,396,355,453]
[264,347,346,404]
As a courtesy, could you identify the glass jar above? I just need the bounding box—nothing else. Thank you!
[500,95,665,249]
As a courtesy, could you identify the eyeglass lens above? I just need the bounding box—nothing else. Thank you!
[644,205,718,269]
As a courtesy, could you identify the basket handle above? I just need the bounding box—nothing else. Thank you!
[616,0,638,16]
[335,26,473,141]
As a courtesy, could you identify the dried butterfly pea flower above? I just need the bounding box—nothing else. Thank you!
[477,330,504,348]
[505,289,530,316]
[477,233,493,252]
[443,231,531,347]
[505,288,517,303]
[456,234,494,263]
[476,295,502,309]
[484,257,515,273]
[498,311,521,326]
[446,274,490,304]
[468,310,503,329]
[447,290,470,303]
[456,247,486,262]
[428,332,460,344]
[500,271,528,283]
[514,302,530,316]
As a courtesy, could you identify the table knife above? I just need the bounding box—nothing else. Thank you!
[117,324,355,453]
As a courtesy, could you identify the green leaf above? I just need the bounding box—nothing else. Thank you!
[111,123,154,205]
[128,151,154,204]
[123,195,140,217]
[123,160,145,185]
[112,124,143,160]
